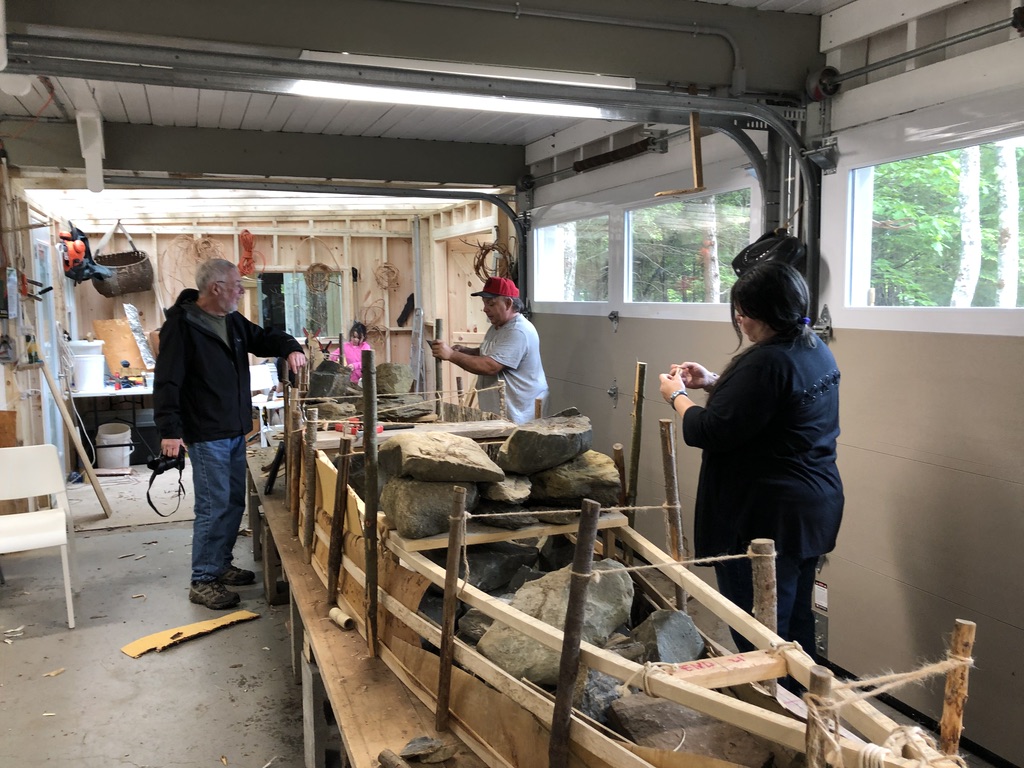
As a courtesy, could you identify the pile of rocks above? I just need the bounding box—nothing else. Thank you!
[380,413,621,540]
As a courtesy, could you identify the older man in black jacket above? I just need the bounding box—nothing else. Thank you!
[155,258,305,609]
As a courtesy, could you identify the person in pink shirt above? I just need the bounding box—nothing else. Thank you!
[330,321,372,383]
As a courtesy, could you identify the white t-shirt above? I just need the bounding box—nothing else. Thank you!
[476,313,548,424]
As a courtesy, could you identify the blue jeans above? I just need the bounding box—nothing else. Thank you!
[189,436,246,583]
[713,553,820,659]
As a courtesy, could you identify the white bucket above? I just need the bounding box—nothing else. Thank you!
[68,340,105,357]
[73,354,107,392]
[96,423,132,469]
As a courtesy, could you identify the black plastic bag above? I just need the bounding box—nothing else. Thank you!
[731,228,806,277]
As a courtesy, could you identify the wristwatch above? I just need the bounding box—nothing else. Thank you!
[669,389,688,407]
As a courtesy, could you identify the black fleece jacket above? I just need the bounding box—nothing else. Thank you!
[154,289,302,444]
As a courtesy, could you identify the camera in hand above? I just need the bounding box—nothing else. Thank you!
[148,449,185,475]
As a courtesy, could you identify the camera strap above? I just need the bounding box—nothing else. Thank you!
[147,465,187,517]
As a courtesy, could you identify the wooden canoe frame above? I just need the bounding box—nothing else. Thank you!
[285,393,970,768]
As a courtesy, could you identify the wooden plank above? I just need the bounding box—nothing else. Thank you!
[0,410,16,447]
[93,318,147,373]
[614,528,917,756]
[250,453,481,768]
[345,558,661,768]
[386,510,628,553]
[663,651,788,690]
[385,539,922,768]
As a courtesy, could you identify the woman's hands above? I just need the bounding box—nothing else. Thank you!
[670,362,718,391]
[659,368,687,403]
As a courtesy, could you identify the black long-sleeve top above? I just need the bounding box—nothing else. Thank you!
[154,289,302,444]
[682,336,843,559]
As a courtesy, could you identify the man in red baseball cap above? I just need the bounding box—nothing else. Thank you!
[428,276,548,423]
[470,276,519,299]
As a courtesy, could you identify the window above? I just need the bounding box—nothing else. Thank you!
[258,271,345,338]
[534,215,610,301]
[627,190,751,303]
[850,138,1024,307]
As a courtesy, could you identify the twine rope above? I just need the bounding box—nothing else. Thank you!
[805,654,973,768]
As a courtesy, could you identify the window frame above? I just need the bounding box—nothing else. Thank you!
[529,164,760,322]
[820,86,1024,337]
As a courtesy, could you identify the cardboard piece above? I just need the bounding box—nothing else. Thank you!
[120,610,260,658]
[0,410,16,448]
[93,318,148,374]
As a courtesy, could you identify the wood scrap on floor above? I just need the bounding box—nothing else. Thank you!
[120,610,260,658]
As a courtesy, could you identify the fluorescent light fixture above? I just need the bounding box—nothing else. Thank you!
[300,50,635,91]
[290,80,604,118]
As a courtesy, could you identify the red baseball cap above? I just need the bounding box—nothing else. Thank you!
[471,276,519,298]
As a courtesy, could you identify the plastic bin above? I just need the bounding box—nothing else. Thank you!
[73,354,107,392]
[96,423,131,469]
[68,340,105,356]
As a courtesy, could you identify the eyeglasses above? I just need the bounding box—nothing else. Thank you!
[216,280,244,291]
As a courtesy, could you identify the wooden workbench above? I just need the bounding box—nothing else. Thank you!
[245,448,484,768]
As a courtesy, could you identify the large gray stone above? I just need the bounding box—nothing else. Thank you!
[631,610,705,663]
[495,415,593,475]
[380,393,434,421]
[472,499,538,530]
[529,450,621,507]
[376,363,413,394]
[381,477,478,539]
[379,431,504,482]
[476,559,633,685]
[480,474,531,503]
[608,694,799,767]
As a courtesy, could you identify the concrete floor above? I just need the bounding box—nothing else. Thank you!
[0,521,304,768]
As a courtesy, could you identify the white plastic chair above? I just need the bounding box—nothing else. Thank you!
[0,444,77,628]
[250,361,285,446]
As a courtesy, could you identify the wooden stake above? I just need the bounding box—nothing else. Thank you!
[39,359,114,518]
[806,665,833,768]
[658,419,687,610]
[361,348,379,656]
[549,498,602,768]
[434,317,444,417]
[456,375,464,405]
[940,618,976,755]
[750,538,778,695]
[326,436,353,600]
[378,750,413,768]
[301,406,318,563]
[612,442,626,506]
[626,362,646,514]
[436,486,467,732]
[287,395,302,536]
[534,397,543,420]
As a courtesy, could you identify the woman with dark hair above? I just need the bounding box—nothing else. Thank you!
[330,321,372,383]
[658,261,843,660]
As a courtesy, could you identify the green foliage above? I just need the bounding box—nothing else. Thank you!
[869,143,1024,307]
[629,190,751,303]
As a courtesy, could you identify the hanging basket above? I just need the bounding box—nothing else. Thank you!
[92,250,155,297]
[91,221,155,297]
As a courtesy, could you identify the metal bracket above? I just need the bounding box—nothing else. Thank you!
[813,304,834,344]
[642,128,670,154]
[608,311,619,332]
[803,136,838,175]
[607,380,619,408]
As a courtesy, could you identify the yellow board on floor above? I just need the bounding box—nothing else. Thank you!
[121,610,260,658]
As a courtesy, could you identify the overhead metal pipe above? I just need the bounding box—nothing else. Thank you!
[10,31,820,317]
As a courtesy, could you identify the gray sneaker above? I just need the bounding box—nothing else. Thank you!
[189,580,241,609]
[220,565,256,586]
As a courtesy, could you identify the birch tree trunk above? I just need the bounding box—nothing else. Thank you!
[950,146,981,307]
[562,222,577,301]
[994,140,1020,308]
[703,197,722,303]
